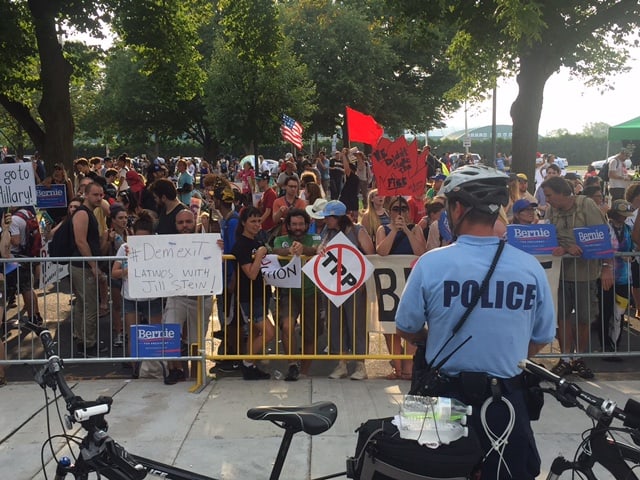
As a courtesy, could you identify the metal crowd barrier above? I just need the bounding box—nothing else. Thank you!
[1,252,639,385]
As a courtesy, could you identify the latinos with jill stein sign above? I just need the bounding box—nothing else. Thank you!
[130,324,181,357]
[573,224,614,259]
[506,224,558,255]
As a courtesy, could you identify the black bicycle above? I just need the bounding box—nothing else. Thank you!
[520,359,640,479]
[22,321,343,480]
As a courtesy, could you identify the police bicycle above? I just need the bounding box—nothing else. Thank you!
[22,321,343,480]
[520,359,640,479]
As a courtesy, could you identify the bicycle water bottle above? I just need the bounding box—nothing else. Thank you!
[54,456,71,480]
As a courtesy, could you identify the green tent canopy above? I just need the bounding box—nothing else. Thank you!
[608,116,640,143]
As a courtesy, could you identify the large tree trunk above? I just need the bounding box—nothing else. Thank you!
[510,48,555,190]
[28,0,75,172]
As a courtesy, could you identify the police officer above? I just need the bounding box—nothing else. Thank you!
[396,165,555,480]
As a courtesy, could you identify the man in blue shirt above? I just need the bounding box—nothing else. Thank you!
[396,165,555,480]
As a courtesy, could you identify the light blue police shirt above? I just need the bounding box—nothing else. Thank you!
[396,235,556,378]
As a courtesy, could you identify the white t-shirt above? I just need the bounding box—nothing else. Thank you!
[9,211,28,255]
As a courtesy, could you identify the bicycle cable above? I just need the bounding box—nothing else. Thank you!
[479,395,515,480]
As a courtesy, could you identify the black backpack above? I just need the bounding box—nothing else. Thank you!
[48,217,75,263]
[598,160,610,182]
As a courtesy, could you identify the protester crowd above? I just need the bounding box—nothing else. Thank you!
[0,145,637,389]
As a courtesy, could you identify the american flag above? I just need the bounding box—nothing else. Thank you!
[281,114,303,150]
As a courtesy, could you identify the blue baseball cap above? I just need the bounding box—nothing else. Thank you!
[431,174,446,181]
[318,200,347,217]
[512,199,537,214]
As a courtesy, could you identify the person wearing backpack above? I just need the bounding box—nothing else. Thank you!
[8,206,43,325]
[71,182,107,357]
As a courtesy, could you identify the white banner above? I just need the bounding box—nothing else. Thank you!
[261,254,302,288]
[0,163,37,207]
[127,233,222,298]
[365,253,561,333]
[302,231,373,307]
[39,242,69,288]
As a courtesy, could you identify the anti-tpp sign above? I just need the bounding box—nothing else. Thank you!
[302,232,373,307]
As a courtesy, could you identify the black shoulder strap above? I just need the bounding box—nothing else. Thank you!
[452,240,505,334]
[428,240,506,371]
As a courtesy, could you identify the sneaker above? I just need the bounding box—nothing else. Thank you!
[551,359,573,377]
[572,359,594,379]
[284,363,300,382]
[164,369,182,385]
[211,360,241,374]
[328,361,348,379]
[350,361,368,380]
[113,332,124,347]
[241,363,271,380]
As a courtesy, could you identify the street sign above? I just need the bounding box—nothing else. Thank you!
[463,137,471,148]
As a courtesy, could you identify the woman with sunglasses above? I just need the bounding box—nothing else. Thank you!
[375,196,425,380]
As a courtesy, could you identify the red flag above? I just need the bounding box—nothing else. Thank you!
[346,107,384,146]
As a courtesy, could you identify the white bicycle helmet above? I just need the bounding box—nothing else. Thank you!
[441,165,509,214]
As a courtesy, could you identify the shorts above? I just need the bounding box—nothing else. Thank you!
[277,291,323,342]
[557,280,598,325]
[163,296,213,345]
[631,258,640,289]
[6,264,33,296]
[240,300,266,324]
[124,298,164,318]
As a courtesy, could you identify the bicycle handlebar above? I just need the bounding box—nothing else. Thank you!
[20,320,112,422]
[519,359,640,431]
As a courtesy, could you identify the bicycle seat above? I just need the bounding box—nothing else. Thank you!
[246,401,337,435]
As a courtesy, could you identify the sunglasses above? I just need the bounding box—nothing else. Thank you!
[391,206,409,213]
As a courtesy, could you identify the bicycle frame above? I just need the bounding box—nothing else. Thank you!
[547,423,640,480]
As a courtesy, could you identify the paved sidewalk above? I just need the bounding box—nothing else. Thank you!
[2,375,640,479]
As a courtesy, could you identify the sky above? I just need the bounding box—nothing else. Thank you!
[438,50,640,137]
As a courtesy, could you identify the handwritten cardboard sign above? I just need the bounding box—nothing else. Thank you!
[0,163,37,207]
[127,233,223,298]
[261,254,302,288]
[370,137,428,197]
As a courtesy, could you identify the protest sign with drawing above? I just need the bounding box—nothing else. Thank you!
[302,231,373,307]
[370,137,428,197]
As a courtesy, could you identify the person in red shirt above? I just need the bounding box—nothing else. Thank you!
[256,171,277,233]
[272,177,307,234]
[407,193,426,225]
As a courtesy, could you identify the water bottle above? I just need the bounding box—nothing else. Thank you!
[402,395,472,423]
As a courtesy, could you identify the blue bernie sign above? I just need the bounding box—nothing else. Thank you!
[36,184,67,208]
[130,324,181,358]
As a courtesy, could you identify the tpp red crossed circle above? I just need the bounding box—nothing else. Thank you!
[313,243,366,296]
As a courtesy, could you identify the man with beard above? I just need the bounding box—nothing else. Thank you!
[149,178,187,234]
[162,209,214,384]
[272,209,322,380]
